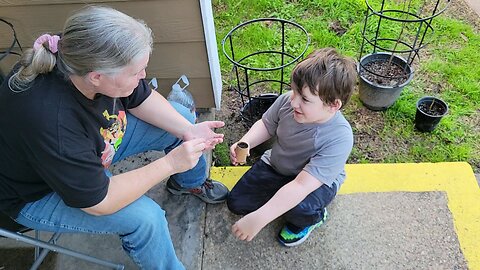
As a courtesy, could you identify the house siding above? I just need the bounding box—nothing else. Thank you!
[0,0,217,108]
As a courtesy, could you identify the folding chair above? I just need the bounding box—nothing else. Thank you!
[0,212,124,270]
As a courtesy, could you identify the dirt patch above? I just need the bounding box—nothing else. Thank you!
[446,0,480,32]
[329,20,347,36]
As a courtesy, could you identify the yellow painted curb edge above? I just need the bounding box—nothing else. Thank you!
[211,162,480,269]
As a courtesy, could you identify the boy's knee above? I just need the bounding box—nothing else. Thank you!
[226,195,245,215]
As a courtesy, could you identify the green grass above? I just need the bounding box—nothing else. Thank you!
[212,142,231,167]
[212,0,480,172]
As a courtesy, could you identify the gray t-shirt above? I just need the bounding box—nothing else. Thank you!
[261,91,353,190]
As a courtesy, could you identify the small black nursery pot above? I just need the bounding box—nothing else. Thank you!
[415,96,448,132]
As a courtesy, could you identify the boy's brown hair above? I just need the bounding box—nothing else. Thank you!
[290,48,356,108]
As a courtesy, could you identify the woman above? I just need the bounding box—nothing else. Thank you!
[0,5,227,269]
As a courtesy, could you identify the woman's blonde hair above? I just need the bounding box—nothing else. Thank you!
[9,5,153,91]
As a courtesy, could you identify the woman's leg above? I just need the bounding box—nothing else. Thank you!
[15,193,184,270]
[227,160,295,215]
[113,101,205,188]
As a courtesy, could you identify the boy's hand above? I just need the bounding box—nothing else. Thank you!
[231,212,267,241]
[229,141,250,166]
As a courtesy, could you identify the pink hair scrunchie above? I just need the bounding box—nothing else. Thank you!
[33,34,60,53]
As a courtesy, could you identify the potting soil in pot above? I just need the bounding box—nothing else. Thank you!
[362,61,409,87]
[418,101,446,116]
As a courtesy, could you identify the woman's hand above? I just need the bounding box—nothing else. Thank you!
[231,212,268,242]
[164,138,206,174]
[229,141,250,166]
[183,121,224,149]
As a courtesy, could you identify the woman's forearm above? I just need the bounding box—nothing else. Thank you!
[83,156,174,215]
[129,90,192,139]
[83,138,205,215]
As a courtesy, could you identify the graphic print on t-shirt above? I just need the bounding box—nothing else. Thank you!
[100,110,127,168]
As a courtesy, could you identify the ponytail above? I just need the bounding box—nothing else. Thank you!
[9,6,153,92]
[9,34,58,92]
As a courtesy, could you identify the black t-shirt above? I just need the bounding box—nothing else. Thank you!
[0,68,151,217]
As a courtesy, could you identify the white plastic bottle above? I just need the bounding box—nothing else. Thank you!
[167,75,196,122]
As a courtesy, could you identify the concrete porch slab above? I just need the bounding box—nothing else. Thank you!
[203,191,467,269]
[2,157,478,269]
[210,162,480,270]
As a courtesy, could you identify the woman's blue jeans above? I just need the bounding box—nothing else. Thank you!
[15,102,206,270]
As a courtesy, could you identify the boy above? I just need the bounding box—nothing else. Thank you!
[227,48,356,246]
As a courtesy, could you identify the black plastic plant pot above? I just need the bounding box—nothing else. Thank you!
[241,93,278,125]
[415,96,448,132]
[358,52,414,111]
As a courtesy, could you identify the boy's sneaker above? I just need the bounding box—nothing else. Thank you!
[277,208,328,247]
[166,178,228,204]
